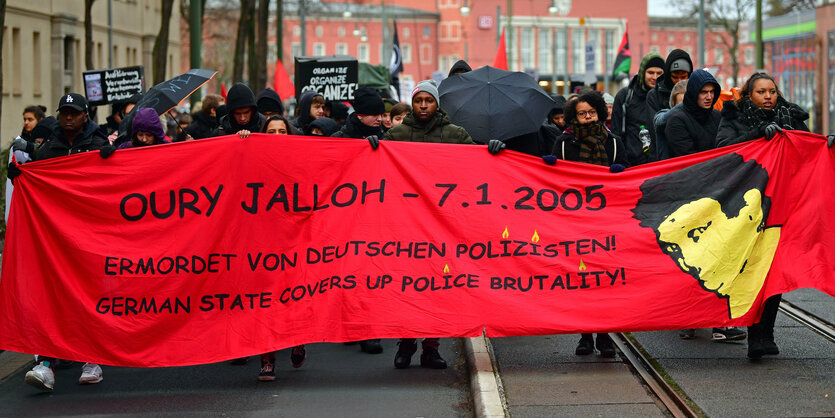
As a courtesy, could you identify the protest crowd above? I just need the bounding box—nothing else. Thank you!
[5,39,834,393]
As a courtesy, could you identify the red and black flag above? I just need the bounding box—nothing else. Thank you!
[612,23,631,78]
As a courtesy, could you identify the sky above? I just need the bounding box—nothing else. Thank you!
[648,0,684,17]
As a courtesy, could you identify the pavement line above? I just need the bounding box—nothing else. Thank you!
[0,351,34,383]
[465,333,508,418]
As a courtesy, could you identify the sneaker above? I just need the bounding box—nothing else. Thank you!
[258,358,276,382]
[747,340,765,360]
[679,329,696,339]
[359,339,383,354]
[712,327,747,342]
[394,340,418,369]
[419,347,447,369]
[595,334,616,358]
[575,335,594,355]
[763,340,779,355]
[290,345,307,368]
[25,362,54,391]
[79,363,103,384]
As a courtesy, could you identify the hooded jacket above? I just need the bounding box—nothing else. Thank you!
[35,119,108,161]
[546,95,567,130]
[308,117,341,137]
[256,88,284,116]
[383,108,474,144]
[447,60,472,77]
[665,69,722,157]
[186,111,219,139]
[331,113,385,139]
[715,97,809,147]
[646,49,693,114]
[292,91,323,133]
[216,112,267,137]
[611,52,664,166]
[120,107,167,149]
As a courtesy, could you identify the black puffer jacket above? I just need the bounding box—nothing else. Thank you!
[216,112,266,136]
[35,120,108,161]
[665,70,721,157]
[715,98,809,147]
[550,127,629,167]
[331,113,384,139]
[612,75,653,165]
[187,111,219,139]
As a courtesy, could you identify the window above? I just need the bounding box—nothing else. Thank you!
[572,28,583,74]
[65,36,75,71]
[402,43,412,63]
[538,28,552,74]
[112,45,118,67]
[650,45,659,53]
[12,27,21,94]
[315,26,323,37]
[358,43,369,62]
[439,0,460,7]
[440,22,461,41]
[313,42,326,56]
[403,27,410,39]
[33,31,42,95]
[293,26,301,37]
[521,27,534,70]
[126,47,131,66]
[605,29,615,73]
[715,47,723,64]
[420,44,432,64]
[588,29,601,73]
[423,26,431,39]
[744,47,753,65]
[715,34,722,43]
[556,29,567,74]
[291,42,301,58]
[685,33,690,42]
[336,43,348,55]
[338,27,345,38]
[651,33,657,42]
[667,46,674,56]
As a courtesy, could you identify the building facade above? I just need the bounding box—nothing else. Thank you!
[2,0,181,145]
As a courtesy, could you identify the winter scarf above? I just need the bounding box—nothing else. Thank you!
[570,120,609,166]
[737,96,798,131]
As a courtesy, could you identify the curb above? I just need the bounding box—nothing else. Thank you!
[464,333,508,417]
[0,350,33,383]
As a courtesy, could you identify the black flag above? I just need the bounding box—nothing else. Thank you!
[390,21,404,99]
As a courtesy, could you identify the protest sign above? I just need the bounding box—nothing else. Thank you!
[83,66,145,106]
[294,55,358,101]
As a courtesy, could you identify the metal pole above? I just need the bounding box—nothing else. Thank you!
[382,0,389,67]
[552,27,558,94]
[108,0,113,68]
[564,23,569,94]
[507,0,513,69]
[698,0,705,67]
[496,6,501,47]
[189,0,202,102]
[755,0,763,69]
[300,0,306,56]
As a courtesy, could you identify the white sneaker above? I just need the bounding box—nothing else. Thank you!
[78,363,103,384]
[25,362,55,391]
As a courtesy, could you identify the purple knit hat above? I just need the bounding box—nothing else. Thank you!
[131,108,166,143]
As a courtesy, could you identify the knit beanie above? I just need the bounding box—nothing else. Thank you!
[412,80,439,104]
[226,83,257,113]
[602,93,615,105]
[352,86,385,115]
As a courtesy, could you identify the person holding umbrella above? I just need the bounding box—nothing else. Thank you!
[383,80,503,370]
[116,108,171,149]
[542,90,628,357]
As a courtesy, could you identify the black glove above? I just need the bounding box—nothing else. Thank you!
[365,135,379,150]
[100,145,116,159]
[609,164,626,173]
[827,135,834,148]
[7,161,21,181]
[763,123,783,140]
[542,155,557,165]
[487,139,506,155]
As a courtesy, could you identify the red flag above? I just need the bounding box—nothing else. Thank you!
[492,28,508,70]
[1,132,833,367]
[273,59,296,100]
[220,82,228,99]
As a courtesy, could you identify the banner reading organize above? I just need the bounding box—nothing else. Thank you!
[1,130,833,367]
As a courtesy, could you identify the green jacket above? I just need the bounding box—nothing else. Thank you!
[383,109,474,144]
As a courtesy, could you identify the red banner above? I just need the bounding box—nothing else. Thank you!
[1,131,833,367]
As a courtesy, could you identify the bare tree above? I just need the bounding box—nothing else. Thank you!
[152,0,176,84]
[179,0,207,23]
[85,0,96,70]
[0,0,6,138]
[685,0,753,87]
[255,0,270,89]
[233,0,254,83]
[766,0,815,17]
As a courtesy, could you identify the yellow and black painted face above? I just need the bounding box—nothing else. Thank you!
[657,189,780,318]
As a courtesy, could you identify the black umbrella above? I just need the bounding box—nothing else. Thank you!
[438,66,554,143]
[119,69,217,141]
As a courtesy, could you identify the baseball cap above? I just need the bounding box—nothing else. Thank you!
[57,93,89,113]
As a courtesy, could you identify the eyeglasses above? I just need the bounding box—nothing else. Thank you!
[577,110,597,118]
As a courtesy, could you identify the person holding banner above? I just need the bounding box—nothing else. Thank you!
[331,87,386,151]
[116,108,171,149]
[13,93,109,391]
[292,91,326,135]
[262,115,296,136]
[214,83,266,139]
[542,90,628,357]
[713,72,810,360]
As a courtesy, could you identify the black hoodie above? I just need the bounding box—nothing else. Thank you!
[309,117,341,137]
[292,91,323,133]
[331,113,385,139]
[256,88,284,116]
[447,60,472,76]
[647,49,693,114]
[665,69,721,157]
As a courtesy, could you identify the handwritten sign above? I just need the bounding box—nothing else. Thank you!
[83,66,145,106]
[294,55,359,101]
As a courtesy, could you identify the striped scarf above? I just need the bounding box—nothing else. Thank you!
[570,120,609,166]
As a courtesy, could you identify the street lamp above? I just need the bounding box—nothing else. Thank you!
[460,0,470,16]
[548,2,558,15]
[343,10,352,18]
